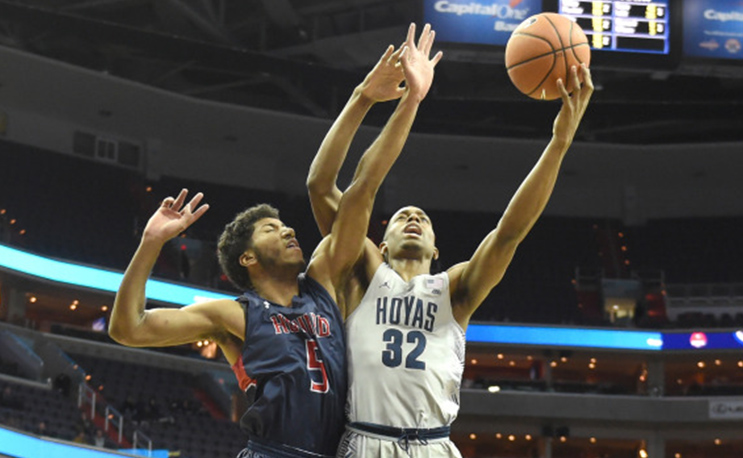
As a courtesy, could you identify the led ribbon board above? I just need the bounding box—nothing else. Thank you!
[662,330,743,351]
[3,243,742,351]
[0,426,169,458]
[0,243,233,306]
[467,325,743,351]
[467,323,664,351]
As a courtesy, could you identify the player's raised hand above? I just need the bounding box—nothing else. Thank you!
[359,45,406,103]
[400,23,443,102]
[143,189,209,244]
[553,64,594,145]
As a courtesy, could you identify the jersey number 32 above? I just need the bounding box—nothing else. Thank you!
[382,329,427,370]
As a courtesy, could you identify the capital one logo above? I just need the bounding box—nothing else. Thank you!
[434,0,529,18]
[703,9,743,23]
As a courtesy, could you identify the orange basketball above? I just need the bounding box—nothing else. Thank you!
[505,13,591,100]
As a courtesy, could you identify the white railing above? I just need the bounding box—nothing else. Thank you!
[665,283,743,321]
[77,383,96,419]
[77,382,155,450]
[104,405,125,443]
[133,430,153,457]
[666,283,743,308]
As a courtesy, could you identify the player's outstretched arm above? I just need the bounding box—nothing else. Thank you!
[450,65,593,325]
[109,189,230,347]
[307,45,406,237]
[309,23,442,290]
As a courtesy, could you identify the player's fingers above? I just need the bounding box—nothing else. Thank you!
[406,23,416,47]
[580,64,594,95]
[191,204,210,222]
[418,23,432,51]
[184,192,205,215]
[389,47,405,65]
[431,50,443,67]
[380,45,395,64]
[570,66,581,93]
[161,197,175,208]
[579,69,594,116]
[424,30,436,55]
[172,189,188,210]
[556,78,570,104]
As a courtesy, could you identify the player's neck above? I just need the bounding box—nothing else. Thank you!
[251,271,300,307]
[388,258,431,282]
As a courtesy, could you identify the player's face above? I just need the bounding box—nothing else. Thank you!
[246,217,306,271]
[381,206,438,261]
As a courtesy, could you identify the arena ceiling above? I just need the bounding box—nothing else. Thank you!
[0,0,741,144]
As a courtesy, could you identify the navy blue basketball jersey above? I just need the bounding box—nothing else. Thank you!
[231,273,347,457]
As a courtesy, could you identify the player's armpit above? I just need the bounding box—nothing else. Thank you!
[110,299,242,348]
[362,238,385,281]
[448,234,520,327]
[213,332,244,366]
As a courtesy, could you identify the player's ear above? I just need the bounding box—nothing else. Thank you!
[432,246,439,261]
[379,241,389,261]
[239,250,257,267]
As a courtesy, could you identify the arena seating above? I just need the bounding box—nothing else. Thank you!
[0,379,92,443]
[68,352,246,458]
[4,137,743,328]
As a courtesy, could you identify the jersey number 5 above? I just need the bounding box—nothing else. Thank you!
[381,329,427,370]
[306,339,329,393]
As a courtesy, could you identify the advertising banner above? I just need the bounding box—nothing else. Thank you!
[423,0,543,46]
[684,0,743,59]
[709,399,743,419]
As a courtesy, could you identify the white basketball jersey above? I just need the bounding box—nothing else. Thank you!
[345,263,466,428]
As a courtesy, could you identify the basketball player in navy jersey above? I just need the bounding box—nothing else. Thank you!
[109,23,443,458]
[109,189,349,457]
[307,29,594,455]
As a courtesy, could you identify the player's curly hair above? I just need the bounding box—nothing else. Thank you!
[217,204,279,291]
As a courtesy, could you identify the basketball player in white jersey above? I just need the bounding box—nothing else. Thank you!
[307,23,594,456]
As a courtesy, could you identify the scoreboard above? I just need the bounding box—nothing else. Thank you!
[558,1,670,54]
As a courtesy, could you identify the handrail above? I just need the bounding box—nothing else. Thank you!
[77,381,155,450]
[132,430,153,457]
[667,282,743,300]
[77,383,96,420]
[104,405,125,444]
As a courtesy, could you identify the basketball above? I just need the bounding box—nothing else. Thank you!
[505,13,591,100]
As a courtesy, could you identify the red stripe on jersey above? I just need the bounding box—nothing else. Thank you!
[231,355,257,392]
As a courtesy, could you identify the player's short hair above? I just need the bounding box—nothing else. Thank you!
[217,204,279,291]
